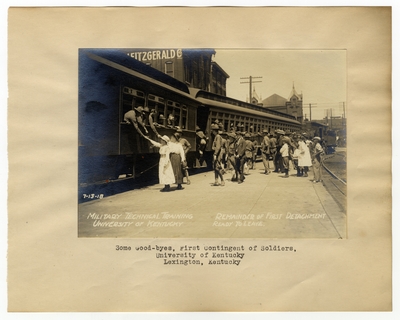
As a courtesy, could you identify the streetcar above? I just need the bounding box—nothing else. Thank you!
[79,49,301,199]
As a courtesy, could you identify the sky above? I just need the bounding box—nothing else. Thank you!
[212,49,347,121]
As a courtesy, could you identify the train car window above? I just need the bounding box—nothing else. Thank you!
[148,94,166,125]
[121,86,146,121]
[166,100,181,128]
[224,120,229,132]
[181,106,187,129]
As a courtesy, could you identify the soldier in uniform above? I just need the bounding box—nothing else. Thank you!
[273,129,285,173]
[195,126,208,164]
[269,133,277,172]
[226,132,238,181]
[260,129,271,174]
[280,136,291,178]
[310,136,324,183]
[244,133,255,174]
[251,134,259,170]
[174,128,191,185]
[211,123,225,186]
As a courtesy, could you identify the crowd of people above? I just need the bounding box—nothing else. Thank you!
[145,124,325,191]
[125,107,325,191]
[210,122,325,186]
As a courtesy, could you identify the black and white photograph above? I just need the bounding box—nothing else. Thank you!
[78,48,347,239]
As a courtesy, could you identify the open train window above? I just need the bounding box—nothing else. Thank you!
[181,106,187,129]
[166,100,181,128]
[121,86,145,122]
[148,94,166,125]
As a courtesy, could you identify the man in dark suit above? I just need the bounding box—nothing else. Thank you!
[235,131,247,184]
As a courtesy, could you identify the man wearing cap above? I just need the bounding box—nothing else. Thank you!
[195,126,208,164]
[167,114,175,128]
[235,131,247,184]
[169,134,186,190]
[280,136,291,178]
[174,128,191,185]
[211,124,225,186]
[226,132,238,180]
[260,129,271,174]
[134,106,149,134]
[244,133,254,175]
[273,129,285,173]
[310,136,324,183]
[123,106,149,135]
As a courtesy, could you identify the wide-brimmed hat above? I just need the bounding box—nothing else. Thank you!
[227,132,236,139]
[159,114,165,120]
[275,129,285,135]
[312,136,321,141]
[143,106,150,113]
[244,133,251,138]
[161,135,170,143]
[262,129,269,133]
[211,123,219,130]
[282,137,291,144]
[175,127,183,133]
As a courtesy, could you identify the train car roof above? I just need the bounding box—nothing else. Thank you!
[81,49,191,94]
[190,89,301,125]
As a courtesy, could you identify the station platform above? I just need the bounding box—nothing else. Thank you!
[78,163,346,239]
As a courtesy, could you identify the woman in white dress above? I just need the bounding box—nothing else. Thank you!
[146,135,175,192]
[298,135,312,177]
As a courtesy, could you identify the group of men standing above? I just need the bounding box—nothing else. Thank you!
[211,123,325,185]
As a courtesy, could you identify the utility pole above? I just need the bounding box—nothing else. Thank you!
[240,76,262,103]
[342,101,346,119]
[308,103,317,121]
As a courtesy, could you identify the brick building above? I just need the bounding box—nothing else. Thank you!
[124,48,229,96]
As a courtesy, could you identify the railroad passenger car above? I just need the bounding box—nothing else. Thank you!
[79,49,301,200]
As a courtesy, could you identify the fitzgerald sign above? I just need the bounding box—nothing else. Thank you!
[127,49,183,62]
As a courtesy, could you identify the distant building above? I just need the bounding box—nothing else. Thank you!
[124,48,229,96]
[247,87,263,105]
[262,83,304,122]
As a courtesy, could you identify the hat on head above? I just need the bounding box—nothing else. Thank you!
[135,106,144,113]
[173,132,181,140]
[312,136,321,141]
[211,123,219,130]
[275,129,285,135]
[161,135,170,143]
[282,137,291,144]
[262,129,269,133]
[143,106,150,113]
[195,125,201,131]
[159,114,165,120]
[244,133,251,138]
[175,127,183,133]
[227,132,236,139]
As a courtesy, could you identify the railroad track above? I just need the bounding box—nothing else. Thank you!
[321,153,347,212]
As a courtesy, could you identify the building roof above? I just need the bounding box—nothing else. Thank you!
[288,83,303,100]
[211,61,230,78]
[262,93,287,107]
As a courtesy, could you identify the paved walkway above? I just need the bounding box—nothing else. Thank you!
[78,163,346,239]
